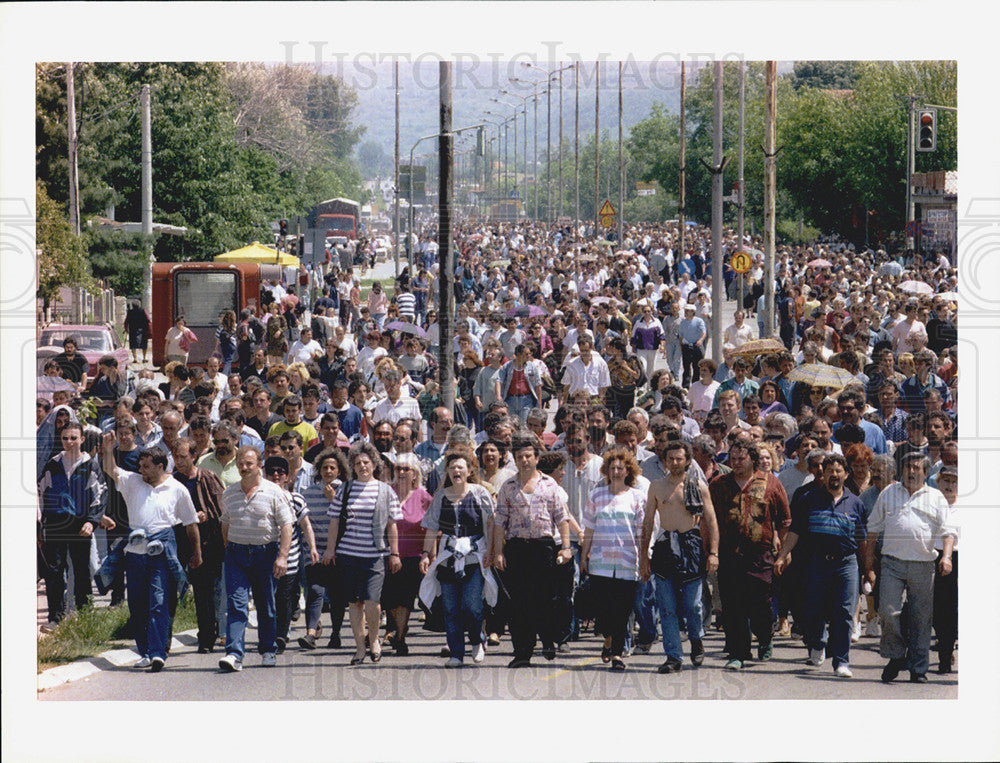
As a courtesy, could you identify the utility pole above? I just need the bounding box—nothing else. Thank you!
[66,63,81,236]
[737,60,746,309]
[558,68,564,220]
[594,61,600,234]
[140,83,153,313]
[438,61,455,414]
[763,61,777,339]
[710,61,724,362]
[545,78,552,222]
[393,60,401,276]
[533,93,539,221]
[618,60,624,246]
[678,61,686,268]
[575,61,580,228]
[905,94,918,250]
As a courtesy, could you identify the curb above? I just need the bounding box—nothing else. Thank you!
[37,629,199,692]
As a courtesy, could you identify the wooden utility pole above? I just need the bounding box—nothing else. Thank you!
[618,60,624,246]
[66,63,81,236]
[575,61,580,226]
[140,83,153,312]
[678,62,686,268]
[393,60,401,276]
[438,62,455,414]
[763,61,777,338]
[594,61,600,233]
[710,62,724,362]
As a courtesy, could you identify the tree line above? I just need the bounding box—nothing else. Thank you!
[36,62,365,298]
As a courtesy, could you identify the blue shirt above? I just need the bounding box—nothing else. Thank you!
[790,486,867,559]
[833,419,888,455]
[678,317,707,345]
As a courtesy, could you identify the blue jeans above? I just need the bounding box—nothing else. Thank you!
[626,578,658,650]
[505,393,534,424]
[439,566,485,661]
[126,550,173,661]
[665,341,683,381]
[879,555,936,675]
[224,542,279,660]
[801,555,858,668]
[654,575,705,661]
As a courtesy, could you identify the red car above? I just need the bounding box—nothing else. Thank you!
[36,324,131,383]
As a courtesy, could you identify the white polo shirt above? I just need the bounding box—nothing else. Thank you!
[868,482,957,562]
[110,468,198,534]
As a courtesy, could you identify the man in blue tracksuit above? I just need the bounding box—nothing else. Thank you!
[38,421,106,627]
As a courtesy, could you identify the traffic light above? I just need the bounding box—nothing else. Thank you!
[916,108,937,152]
[279,219,288,236]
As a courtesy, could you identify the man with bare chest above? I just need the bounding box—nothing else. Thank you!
[640,440,718,674]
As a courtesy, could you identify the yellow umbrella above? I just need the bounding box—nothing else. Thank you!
[728,338,786,358]
[786,363,858,390]
[215,241,299,267]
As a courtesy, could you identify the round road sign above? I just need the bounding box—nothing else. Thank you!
[730,251,752,274]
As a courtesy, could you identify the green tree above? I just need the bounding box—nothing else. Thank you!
[36,180,92,308]
[789,61,858,91]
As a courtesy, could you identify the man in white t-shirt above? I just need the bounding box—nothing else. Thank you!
[101,432,201,672]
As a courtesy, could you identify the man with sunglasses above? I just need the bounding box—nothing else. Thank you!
[899,349,952,414]
[832,389,888,454]
[197,422,242,488]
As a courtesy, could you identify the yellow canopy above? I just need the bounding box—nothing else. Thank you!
[214,241,299,267]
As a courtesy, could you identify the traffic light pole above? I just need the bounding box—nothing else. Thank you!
[906,94,917,250]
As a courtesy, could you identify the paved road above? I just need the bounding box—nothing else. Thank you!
[39,611,956,701]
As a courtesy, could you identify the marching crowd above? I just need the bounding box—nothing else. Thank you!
[36,218,958,684]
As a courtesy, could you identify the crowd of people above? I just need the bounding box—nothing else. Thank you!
[36,218,959,684]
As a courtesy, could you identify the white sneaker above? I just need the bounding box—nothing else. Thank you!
[261,652,277,667]
[806,648,825,667]
[472,643,486,663]
[133,656,152,669]
[865,619,881,638]
[851,620,862,643]
[247,610,258,629]
[149,656,165,673]
[218,654,243,672]
[834,663,853,678]
[445,657,464,668]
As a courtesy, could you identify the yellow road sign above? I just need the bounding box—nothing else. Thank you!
[599,199,616,217]
[730,251,753,274]
[600,214,615,229]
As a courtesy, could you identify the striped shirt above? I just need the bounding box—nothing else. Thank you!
[331,480,402,559]
[395,292,417,320]
[300,478,339,558]
[286,491,309,575]
[583,485,645,581]
[221,479,294,545]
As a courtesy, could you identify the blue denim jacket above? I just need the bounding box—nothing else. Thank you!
[95,527,188,595]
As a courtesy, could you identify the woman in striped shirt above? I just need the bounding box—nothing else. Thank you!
[581,446,646,672]
[324,442,403,664]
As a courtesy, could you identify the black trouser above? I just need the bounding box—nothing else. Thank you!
[106,528,130,607]
[552,542,578,645]
[484,566,509,637]
[681,343,704,388]
[933,549,958,660]
[41,529,93,622]
[718,559,774,661]
[188,559,223,649]
[504,538,559,660]
[275,571,299,641]
[590,575,638,657]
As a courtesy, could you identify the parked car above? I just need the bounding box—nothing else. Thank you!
[36,324,130,383]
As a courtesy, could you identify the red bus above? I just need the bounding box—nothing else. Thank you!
[151,261,283,367]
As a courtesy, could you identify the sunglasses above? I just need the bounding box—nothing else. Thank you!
[266,469,287,476]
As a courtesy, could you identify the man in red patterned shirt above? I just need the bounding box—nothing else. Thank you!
[708,439,791,670]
